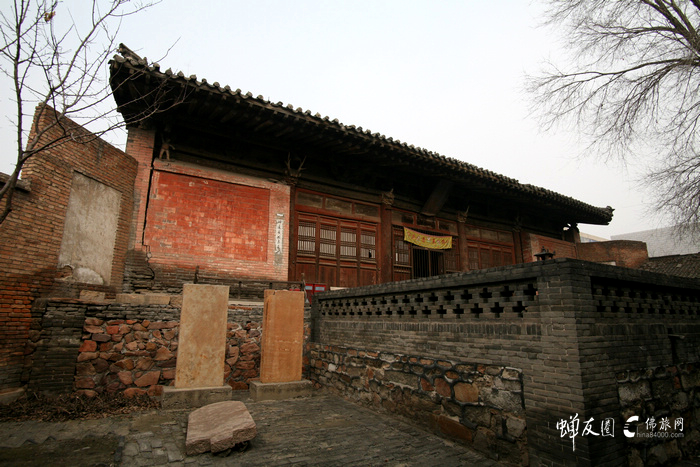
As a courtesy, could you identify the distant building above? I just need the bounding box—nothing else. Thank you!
[579,232,609,243]
[611,225,700,257]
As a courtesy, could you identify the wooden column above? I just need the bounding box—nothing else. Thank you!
[286,177,298,283]
[379,190,395,284]
[457,209,470,272]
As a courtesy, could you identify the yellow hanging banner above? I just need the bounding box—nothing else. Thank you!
[403,227,452,250]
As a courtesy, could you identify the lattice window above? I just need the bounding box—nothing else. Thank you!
[319,224,337,258]
[394,237,410,266]
[361,230,376,261]
[340,228,357,259]
[591,281,700,315]
[317,280,538,318]
[468,248,479,270]
[480,248,491,269]
[297,221,316,255]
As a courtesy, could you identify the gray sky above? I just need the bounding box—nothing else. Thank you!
[0,1,657,238]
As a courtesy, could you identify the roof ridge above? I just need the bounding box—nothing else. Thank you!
[110,45,614,224]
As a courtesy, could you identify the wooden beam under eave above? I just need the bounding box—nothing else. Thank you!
[421,179,453,216]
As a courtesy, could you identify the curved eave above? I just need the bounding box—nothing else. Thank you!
[109,53,614,226]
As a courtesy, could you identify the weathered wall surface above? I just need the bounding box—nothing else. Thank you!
[0,107,137,390]
[307,343,528,464]
[310,259,700,466]
[25,296,312,397]
[521,232,578,263]
[123,129,291,290]
[577,240,649,268]
[57,172,122,284]
[616,364,700,465]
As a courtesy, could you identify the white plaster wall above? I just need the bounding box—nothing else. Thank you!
[58,172,121,284]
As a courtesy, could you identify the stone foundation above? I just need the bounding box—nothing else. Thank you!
[617,364,700,465]
[307,343,527,465]
[24,298,268,396]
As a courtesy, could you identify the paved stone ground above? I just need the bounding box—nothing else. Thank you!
[0,394,501,466]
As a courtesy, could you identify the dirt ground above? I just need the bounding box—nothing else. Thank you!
[0,392,159,422]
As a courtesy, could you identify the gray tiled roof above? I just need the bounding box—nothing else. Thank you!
[109,46,614,226]
[639,253,700,279]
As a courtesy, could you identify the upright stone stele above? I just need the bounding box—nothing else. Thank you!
[162,283,232,408]
[250,289,311,400]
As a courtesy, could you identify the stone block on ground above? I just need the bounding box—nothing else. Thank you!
[161,385,232,410]
[249,379,312,401]
[186,401,256,456]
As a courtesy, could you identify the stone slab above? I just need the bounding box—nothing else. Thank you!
[115,293,171,305]
[260,290,304,383]
[249,379,312,401]
[161,386,232,410]
[79,290,106,301]
[185,401,256,456]
[175,284,229,388]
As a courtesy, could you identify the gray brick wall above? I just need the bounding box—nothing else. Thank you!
[310,259,700,466]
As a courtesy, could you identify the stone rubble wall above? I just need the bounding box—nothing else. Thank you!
[25,298,269,395]
[73,316,262,396]
[617,364,700,465]
[306,343,527,465]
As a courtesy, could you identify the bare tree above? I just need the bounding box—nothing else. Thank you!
[0,0,178,225]
[529,0,700,236]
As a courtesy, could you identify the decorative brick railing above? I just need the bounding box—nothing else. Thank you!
[317,279,538,319]
[591,279,700,315]
[310,259,700,466]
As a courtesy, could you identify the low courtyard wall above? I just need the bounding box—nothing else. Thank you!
[23,297,296,396]
[20,258,700,466]
[309,258,700,466]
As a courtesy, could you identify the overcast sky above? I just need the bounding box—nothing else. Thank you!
[0,1,660,238]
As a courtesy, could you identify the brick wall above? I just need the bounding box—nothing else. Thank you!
[124,127,155,250]
[122,134,292,289]
[0,107,137,390]
[310,259,700,466]
[522,232,578,262]
[577,240,649,268]
[146,169,270,263]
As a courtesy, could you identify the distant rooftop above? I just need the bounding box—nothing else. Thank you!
[639,253,700,279]
[611,225,700,257]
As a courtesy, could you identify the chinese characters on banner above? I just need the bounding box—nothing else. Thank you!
[403,227,452,250]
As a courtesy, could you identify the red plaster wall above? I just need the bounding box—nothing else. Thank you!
[138,160,290,281]
[0,106,137,390]
[147,171,269,262]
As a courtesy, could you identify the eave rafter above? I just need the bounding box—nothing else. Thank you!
[109,49,614,227]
